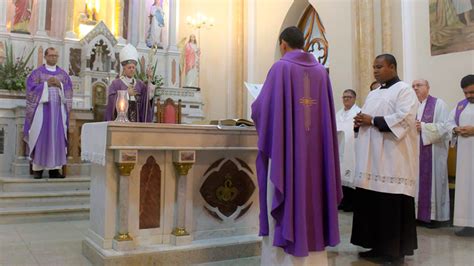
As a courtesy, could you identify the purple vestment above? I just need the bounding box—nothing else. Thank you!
[251,50,342,257]
[418,95,437,222]
[24,65,73,168]
[104,78,154,122]
[455,99,469,126]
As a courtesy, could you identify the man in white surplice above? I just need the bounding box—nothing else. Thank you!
[447,74,474,237]
[351,54,419,263]
[412,79,450,227]
[336,89,360,212]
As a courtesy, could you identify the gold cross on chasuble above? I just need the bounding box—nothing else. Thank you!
[299,72,316,131]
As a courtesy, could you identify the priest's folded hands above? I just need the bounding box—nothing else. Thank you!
[47,77,61,88]
[454,126,474,137]
[354,112,373,127]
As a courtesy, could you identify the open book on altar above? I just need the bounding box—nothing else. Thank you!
[244,82,263,99]
[209,119,255,127]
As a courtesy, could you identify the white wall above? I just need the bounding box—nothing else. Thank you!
[397,0,474,109]
[244,0,357,113]
[179,0,237,120]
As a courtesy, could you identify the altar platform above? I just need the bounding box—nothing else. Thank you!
[81,122,261,265]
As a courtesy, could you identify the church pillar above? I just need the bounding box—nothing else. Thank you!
[64,0,76,38]
[355,0,375,103]
[136,0,148,49]
[35,0,48,37]
[112,150,138,251]
[227,0,244,118]
[381,0,392,53]
[0,0,8,33]
[168,0,179,50]
[171,156,194,245]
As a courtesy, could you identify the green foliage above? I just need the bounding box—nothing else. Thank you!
[0,42,35,91]
[134,48,164,88]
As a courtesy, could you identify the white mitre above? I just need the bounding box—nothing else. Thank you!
[119,44,138,65]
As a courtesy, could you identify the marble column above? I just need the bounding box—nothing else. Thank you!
[136,0,148,49]
[356,0,375,103]
[171,162,193,243]
[167,0,179,51]
[381,0,392,53]
[0,0,7,33]
[113,162,135,247]
[36,0,48,37]
[64,0,77,39]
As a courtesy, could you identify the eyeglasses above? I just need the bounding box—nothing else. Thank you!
[342,96,354,99]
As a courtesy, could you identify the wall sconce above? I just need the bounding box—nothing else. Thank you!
[115,90,129,122]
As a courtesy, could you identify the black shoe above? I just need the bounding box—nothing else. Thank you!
[455,227,474,237]
[33,170,43,179]
[359,249,380,258]
[49,169,65,179]
[382,256,405,265]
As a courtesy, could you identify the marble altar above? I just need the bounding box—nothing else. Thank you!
[81,122,260,265]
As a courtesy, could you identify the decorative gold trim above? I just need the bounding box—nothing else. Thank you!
[171,227,189,236]
[114,233,133,241]
[173,162,193,176]
[116,163,135,176]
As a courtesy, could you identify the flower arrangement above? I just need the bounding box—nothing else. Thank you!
[135,47,164,88]
[0,42,35,91]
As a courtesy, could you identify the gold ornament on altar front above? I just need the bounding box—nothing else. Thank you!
[114,232,133,241]
[171,227,189,236]
[173,162,193,176]
[115,163,135,176]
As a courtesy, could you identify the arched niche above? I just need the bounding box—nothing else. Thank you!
[91,81,107,121]
[276,0,329,69]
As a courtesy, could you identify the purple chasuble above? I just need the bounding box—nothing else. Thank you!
[417,95,437,222]
[24,65,73,168]
[104,78,154,122]
[251,50,342,257]
[455,99,469,126]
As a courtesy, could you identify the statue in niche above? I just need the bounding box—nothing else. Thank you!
[69,48,82,77]
[12,0,32,34]
[180,34,200,89]
[146,0,165,49]
[91,41,110,72]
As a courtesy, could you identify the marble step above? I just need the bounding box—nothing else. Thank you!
[0,176,91,192]
[0,204,90,224]
[0,190,90,208]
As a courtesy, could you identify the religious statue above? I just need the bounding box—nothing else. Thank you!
[146,0,165,49]
[181,34,200,88]
[92,44,104,71]
[12,0,32,34]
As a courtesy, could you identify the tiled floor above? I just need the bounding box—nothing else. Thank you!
[1,212,474,265]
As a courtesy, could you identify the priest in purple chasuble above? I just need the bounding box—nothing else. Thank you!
[105,44,154,122]
[251,27,342,261]
[24,47,73,179]
[447,75,474,237]
[412,79,450,227]
[352,54,419,263]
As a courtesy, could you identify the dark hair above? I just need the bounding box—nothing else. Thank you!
[44,47,56,56]
[279,26,305,49]
[460,74,474,89]
[343,89,357,98]
[376,53,397,71]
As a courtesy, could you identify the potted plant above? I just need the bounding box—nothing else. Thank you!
[0,42,35,97]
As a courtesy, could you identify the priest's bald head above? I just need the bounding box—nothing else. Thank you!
[461,74,474,103]
[373,54,397,84]
[279,26,304,56]
[412,79,430,102]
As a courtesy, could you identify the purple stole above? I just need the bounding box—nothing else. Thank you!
[418,95,437,222]
[455,99,469,126]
